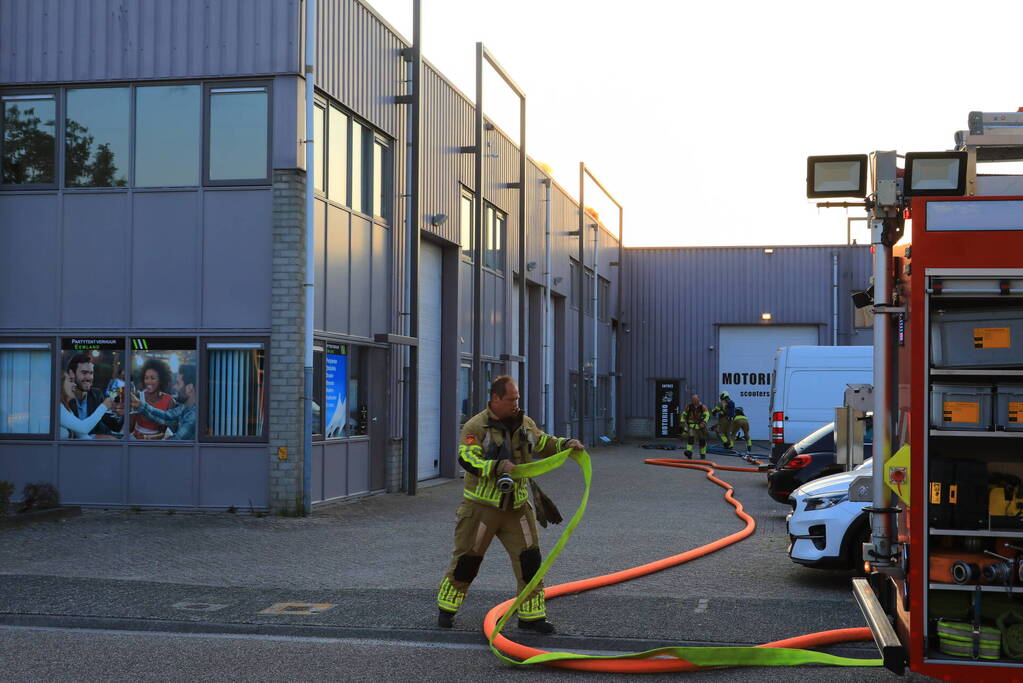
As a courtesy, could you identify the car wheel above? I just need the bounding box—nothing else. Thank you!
[841,515,870,572]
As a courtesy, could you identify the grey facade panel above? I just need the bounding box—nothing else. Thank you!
[201,189,272,329]
[0,444,56,497]
[314,200,327,331]
[349,214,371,338]
[323,203,349,334]
[59,444,123,504]
[132,192,200,328]
[62,193,130,328]
[0,194,59,329]
[0,0,300,84]
[620,245,872,435]
[127,446,194,506]
[197,447,268,508]
[347,438,370,495]
[371,223,389,336]
[323,441,349,500]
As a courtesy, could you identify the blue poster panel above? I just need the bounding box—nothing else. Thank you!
[324,343,348,438]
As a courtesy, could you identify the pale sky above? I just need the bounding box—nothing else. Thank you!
[367,0,1023,247]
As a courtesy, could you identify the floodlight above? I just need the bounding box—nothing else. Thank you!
[806,155,868,198]
[761,313,773,321]
[903,151,967,196]
[851,286,874,309]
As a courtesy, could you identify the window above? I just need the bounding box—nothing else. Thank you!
[4,81,269,191]
[481,361,501,407]
[204,342,266,440]
[65,87,129,187]
[372,137,385,219]
[327,107,348,203]
[483,206,505,271]
[0,343,51,437]
[584,268,595,316]
[128,338,198,441]
[351,120,363,213]
[598,375,610,418]
[2,93,57,185]
[135,85,200,187]
[569,372,580,420]
[313,345,324,437]
[570,260,580,309]
[322,343,369,439]
[207,86,268,182]
[459,363,471,425]
[598,277,611,321]
[313,103,325,194]
[460,191,474,260]
[59,339,126,440]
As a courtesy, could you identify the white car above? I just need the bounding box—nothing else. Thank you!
[786,459,872,570]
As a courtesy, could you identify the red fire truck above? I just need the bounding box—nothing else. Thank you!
[809,112,1023,681]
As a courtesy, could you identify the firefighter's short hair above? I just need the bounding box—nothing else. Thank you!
[490,375,516,399]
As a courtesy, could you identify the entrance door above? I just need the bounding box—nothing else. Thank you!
[418,241,443,480]
[717,325,818,439]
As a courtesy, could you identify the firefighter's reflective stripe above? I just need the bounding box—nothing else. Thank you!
[462,476,529,508]
[459,444,494,478]
[535,434,566,454]
[517,591,547,620]
[437,577,465,613]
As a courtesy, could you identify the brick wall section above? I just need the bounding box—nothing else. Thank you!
[269,169,308,514]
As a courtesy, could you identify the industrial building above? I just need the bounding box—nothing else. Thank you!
[0,0,870,512]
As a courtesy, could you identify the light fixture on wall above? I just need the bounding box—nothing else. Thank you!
[526,261,537,271]
[761,313,773,321]
[553,276,563,285]
[763,248,775,254]
[430,213,448,226]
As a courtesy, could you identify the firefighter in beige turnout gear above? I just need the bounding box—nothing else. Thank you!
[436,375,582,633]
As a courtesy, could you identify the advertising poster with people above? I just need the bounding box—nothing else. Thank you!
[129,338,198,441]
[60,338,126,440]
[324,343,348,439]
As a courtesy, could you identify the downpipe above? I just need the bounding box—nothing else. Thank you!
[542,177,553,432]
[302,0,317,516]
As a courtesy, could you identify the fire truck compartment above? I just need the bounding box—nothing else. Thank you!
[931,307,1023,368]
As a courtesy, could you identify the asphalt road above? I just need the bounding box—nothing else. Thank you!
[0,442,934,681]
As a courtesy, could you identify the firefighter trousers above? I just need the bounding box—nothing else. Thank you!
[684,424,709,456]
[716,417,734,447]
[437,499,547,621]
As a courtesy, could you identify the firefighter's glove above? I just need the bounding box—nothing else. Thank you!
[529,480,562,528]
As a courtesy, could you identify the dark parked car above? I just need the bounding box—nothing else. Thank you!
[766,421,872,504]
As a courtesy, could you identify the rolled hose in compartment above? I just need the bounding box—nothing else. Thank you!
[483,451,880,672]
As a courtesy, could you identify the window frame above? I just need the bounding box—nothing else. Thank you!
[370,133,390,224]
[483,203,506,273]
[0,89,60,190]
[0,338,57,441]
[198,337,270,444]
[125,337,201,443]
[459,188,475,262]
[203,81,272,187]
[63,84,132,190]
[598,276,611,322]
[312,342,325,440]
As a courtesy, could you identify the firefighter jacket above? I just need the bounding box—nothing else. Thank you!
[681,402,709,428]
[458,407,569,509]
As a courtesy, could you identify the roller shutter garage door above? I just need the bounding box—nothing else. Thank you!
[717,325,818,440]
[418,242,442,480]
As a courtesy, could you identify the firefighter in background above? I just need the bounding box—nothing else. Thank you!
[728,407,753,453]
[712,391,736,448]
[436,375,583,633]
[681,393,710,458]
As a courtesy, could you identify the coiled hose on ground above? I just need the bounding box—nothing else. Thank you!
[482,451,879,673]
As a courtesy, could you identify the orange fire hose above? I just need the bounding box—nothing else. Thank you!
[482,456,876,672]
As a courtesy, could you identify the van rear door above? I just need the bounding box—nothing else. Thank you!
[784,369,872,444]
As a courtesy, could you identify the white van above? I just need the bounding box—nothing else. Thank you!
[768,345,873,463]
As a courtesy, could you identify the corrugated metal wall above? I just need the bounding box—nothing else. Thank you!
[0,0,300,84]
[620,245,872,437]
